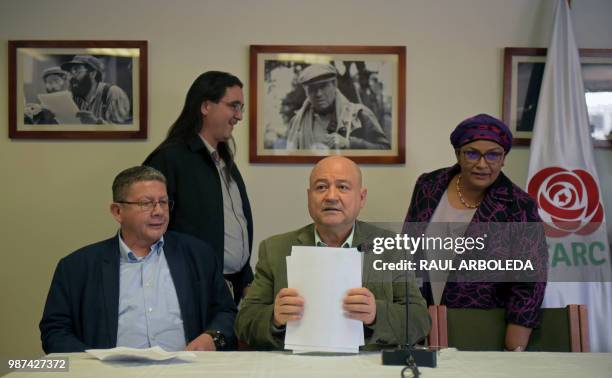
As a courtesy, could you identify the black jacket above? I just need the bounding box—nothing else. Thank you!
[144,134,254,302]
[39,231,237,353]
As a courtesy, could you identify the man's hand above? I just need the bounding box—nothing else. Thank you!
[273,288,304,327]
[24,103,43,118]
[325,133,350,149]
[343,287,376,325]
[76,111,103,124]
[185,333,216,351]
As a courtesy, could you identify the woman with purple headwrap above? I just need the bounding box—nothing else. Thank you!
[404,113,547,351]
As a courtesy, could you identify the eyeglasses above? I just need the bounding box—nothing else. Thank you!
[219,101,245,113]
[462,149,504,163]
[116,199,174,211]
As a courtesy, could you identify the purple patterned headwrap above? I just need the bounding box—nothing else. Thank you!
[450,113,513,153]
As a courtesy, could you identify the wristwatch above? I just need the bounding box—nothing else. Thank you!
[205,330,227,350]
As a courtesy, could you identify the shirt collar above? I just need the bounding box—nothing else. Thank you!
[314,224,355,248]
[199,134,224,167]
[117,231,164,262]
[199,134,217,155]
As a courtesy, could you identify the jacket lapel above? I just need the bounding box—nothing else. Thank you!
[296,225,315,246]
[163,233,197,342]
[416,166,458,223]
[101,237,120,347]
[285,226,315,288]
[473,171,514,222]
[352,221,373,285]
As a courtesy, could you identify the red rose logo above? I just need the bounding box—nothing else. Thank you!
[528,167,604,237]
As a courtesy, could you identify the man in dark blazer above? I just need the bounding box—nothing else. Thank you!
[236,156,430,350]
[144,72,253,304]
[40,166,236,353]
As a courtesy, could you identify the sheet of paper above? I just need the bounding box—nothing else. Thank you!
[288,345,359,354]
[38,91,80,124]
[85,346,196,362]
[285,246,364,354]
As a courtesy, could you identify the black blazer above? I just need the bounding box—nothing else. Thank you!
[144,134,253,302]
[39,231,237,353]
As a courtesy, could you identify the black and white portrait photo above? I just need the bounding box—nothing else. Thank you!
[250,45,405,164]
[9,41,147,139]
[23,54,133,126]
[263,60,392,150]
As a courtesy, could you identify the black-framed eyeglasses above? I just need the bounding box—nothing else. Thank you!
[219,100,245,113]
[116,199,174,211]
[461,149,504,163]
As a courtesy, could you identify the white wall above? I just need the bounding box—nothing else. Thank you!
[0,0,610,358]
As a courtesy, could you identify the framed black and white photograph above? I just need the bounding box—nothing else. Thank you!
[249,45,406,163]
[9,40,147,139]
[502,47,612,148]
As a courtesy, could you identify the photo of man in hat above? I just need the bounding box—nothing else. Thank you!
[42,66,70,94]
[61,55,131,124]
[24,66,69,125]
[286,63,390,150]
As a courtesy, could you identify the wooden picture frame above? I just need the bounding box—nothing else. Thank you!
[502,47,612,148]
[9,40,147,139]
[249,45,406,163]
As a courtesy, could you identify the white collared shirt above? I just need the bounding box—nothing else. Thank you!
[200,136,250,274]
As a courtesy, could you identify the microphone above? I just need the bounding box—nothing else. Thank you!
[380,244,437,371]
[356,242,373,253]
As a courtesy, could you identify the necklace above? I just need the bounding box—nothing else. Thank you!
[456,175,481,209]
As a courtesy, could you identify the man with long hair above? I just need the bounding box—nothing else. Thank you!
[144,71,253,305]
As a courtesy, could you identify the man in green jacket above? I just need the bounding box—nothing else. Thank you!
[236,156,430,350]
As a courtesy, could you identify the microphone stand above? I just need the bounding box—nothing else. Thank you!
[381,244,437,371]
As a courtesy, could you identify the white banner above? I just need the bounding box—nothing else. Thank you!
[526,0,612,352]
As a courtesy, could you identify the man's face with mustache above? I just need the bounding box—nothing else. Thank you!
[307,156,367,233]
[69,64,94,97]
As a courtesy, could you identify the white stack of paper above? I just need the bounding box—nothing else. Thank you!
[285,246,364,354]
[85,346,196,362]
[38,91,80,124]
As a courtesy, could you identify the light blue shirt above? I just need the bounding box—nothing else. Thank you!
[116,234,186,351]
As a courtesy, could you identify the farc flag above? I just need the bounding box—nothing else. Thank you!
[527,0,612,352]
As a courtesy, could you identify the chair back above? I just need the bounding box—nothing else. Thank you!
[528,305,589,352]
[431,304,589,352]
[445,307,505,351]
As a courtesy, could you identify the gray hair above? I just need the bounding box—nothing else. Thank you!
[112,166,166,202]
